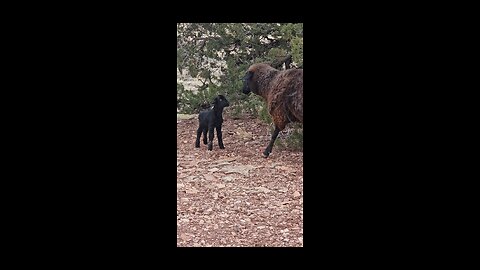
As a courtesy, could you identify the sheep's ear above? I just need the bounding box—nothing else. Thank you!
[243,71,253,81]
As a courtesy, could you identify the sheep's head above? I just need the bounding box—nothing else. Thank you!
[243,63,274,95]
[214,95,229,109]
[241,71,254,95]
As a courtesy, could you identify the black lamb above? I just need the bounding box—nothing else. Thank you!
[195,95,230,151]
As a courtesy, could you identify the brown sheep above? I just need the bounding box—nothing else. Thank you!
[242,63,303,158]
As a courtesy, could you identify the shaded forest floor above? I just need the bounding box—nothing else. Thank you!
[177,114,303,247]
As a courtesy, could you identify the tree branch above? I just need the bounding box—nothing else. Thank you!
[271,54,292,69]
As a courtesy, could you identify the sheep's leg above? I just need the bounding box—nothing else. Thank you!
[216,125,225,149]
[207,126,215,151]
[263,126,281,158]
[195,127,203,148]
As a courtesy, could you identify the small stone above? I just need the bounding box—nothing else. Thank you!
[186,187,198,194]
[204,174,216,181]
[293,191,301,198]
[255,187,271,193]
[180,233,190,241]
[222,176,234,182]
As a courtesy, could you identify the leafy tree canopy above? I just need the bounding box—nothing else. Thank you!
[177,23,303,114]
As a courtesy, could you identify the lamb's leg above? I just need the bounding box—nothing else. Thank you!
[207,126,215,151]
[216,125,225,149]
[195,127,203,148]
[203,129,208,145]
[263,126,281,158]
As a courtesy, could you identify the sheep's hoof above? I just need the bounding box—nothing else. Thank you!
[262,151,270,158]
[203,141,208,145]
[195,145,200,148]
[219,145,225,149]
[208,142,213,151]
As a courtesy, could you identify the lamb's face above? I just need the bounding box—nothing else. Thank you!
[241,71,253,95]
[215,95,230,108]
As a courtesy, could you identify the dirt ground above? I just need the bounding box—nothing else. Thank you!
[177,114,303,247]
